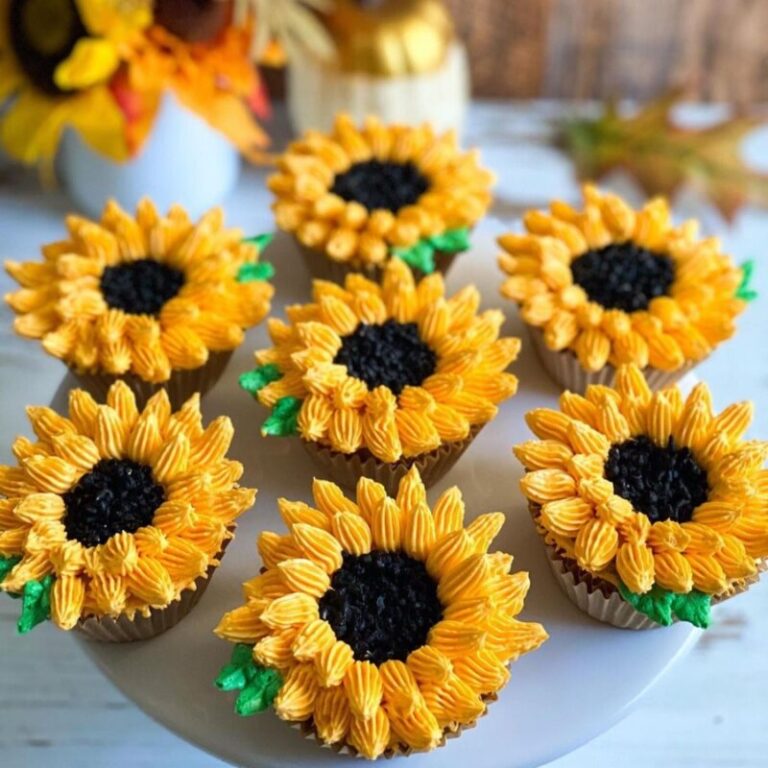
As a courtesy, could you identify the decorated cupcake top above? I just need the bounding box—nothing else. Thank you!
[268,114,494,273]
[4,199,274,382]
[516,364,767,628]
[241,259,520,462]
[498,186,753,373]
[214,469,547,759]
[0,382,256,632]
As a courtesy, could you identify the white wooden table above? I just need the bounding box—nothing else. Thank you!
[1,102,767,767]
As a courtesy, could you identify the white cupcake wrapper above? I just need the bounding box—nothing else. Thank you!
[528,327,697,394]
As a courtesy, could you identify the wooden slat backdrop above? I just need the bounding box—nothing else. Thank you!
[446,0,768,103]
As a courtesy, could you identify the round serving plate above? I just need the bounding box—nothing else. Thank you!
[47,225,700,768]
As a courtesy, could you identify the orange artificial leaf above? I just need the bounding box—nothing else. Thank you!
[557,91,768,221]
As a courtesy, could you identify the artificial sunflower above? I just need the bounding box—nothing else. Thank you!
[515,363,768,629]
[214,469,547,758]
[0,0,150,166]
[5,198,274,397]
[0,382,256,637]
[498,185,752,391]
[269,114,494,277]
[241,258,519,490]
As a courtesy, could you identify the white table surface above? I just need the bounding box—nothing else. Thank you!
[1,102,767,767]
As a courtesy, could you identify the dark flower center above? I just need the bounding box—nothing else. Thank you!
[604,436,709,524]
[9,0,87,95]
[319,550,443,664]
[334,320,437,395]
[570,242,675,312]
[331,160,430,213]
[63,459,165,548]
[100,259,185,316]
[153,0,233,43]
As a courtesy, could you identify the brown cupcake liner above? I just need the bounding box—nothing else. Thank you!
[69,350,233,410]
[288,690,497,759]
[301,425,483,495]
[528,326,698,395]
[75,532,233,643]
[298,243,460,284]
[529,502,765,630]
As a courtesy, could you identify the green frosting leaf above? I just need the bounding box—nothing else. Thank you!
[237,261,275,283]
[0,555,21,583]
[428,227,472,253]
[736,260,757,302]
[262,396,301,437]
[391,227,472,275]
[215,643,283,716]
[619,582,713,628]
[670,591,712,629]
[239,364,282,395]
[243,233,275,252]
[18,574,54,634]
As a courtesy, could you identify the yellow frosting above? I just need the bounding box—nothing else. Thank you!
[215,468,547,759]
[0,383,256,627]
[516,364,767,596]
[498,185,747,372]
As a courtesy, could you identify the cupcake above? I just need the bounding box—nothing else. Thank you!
[515,363,767,630]
[0,382,256,641]
[241,259,520,493]
[4,198,274,408]
[498,185,752,393]
[269,114,494,282]
[214,469,548,759]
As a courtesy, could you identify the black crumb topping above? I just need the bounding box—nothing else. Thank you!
[9,0,87,95]
[100,259,185,316]
[334,320,437,395]
[604,436,709,524]
[63,459,165,547]
[331,160,429,213]
[570,242,675,312]
[319,551,443,664]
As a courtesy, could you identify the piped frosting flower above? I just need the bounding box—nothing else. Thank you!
[214,469,547,759]
[5,199,274,382]
[0,382,256,632]
[498,186,752,373]
[241,259,520,461]
[515,363,768,627]
[269,114,494,273]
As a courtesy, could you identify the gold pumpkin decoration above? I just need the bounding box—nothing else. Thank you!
[325,0,454,76]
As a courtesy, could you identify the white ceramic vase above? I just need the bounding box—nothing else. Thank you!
[287,41,470,136]
[59,93,241,218]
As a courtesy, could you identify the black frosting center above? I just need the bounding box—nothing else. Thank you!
[331,160,429,213]
[319,550,443,664]
[570,241,675,312]
[10,0,87,95]
[604,436,709,524]
[333,320,437,395]
[100,259,185,316]
[63,459,165,547]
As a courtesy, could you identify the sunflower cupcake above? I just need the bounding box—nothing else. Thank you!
[515,363,767,630]
[241,259,520,493]
[269,114,494,281]
[498,185,753,393]
[0,381,256,642]
[214,469,547,759]
[5,198,274,408]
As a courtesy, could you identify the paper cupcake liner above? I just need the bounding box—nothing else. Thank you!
[301,425,482,495]
[530,503,765,629]
[528,327,697,395]
[298,243,460,284]
[75,533,233,643]
[69,351,233,410]
[288,691,497,759]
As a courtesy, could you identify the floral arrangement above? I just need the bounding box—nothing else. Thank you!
[0,0,269,169]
